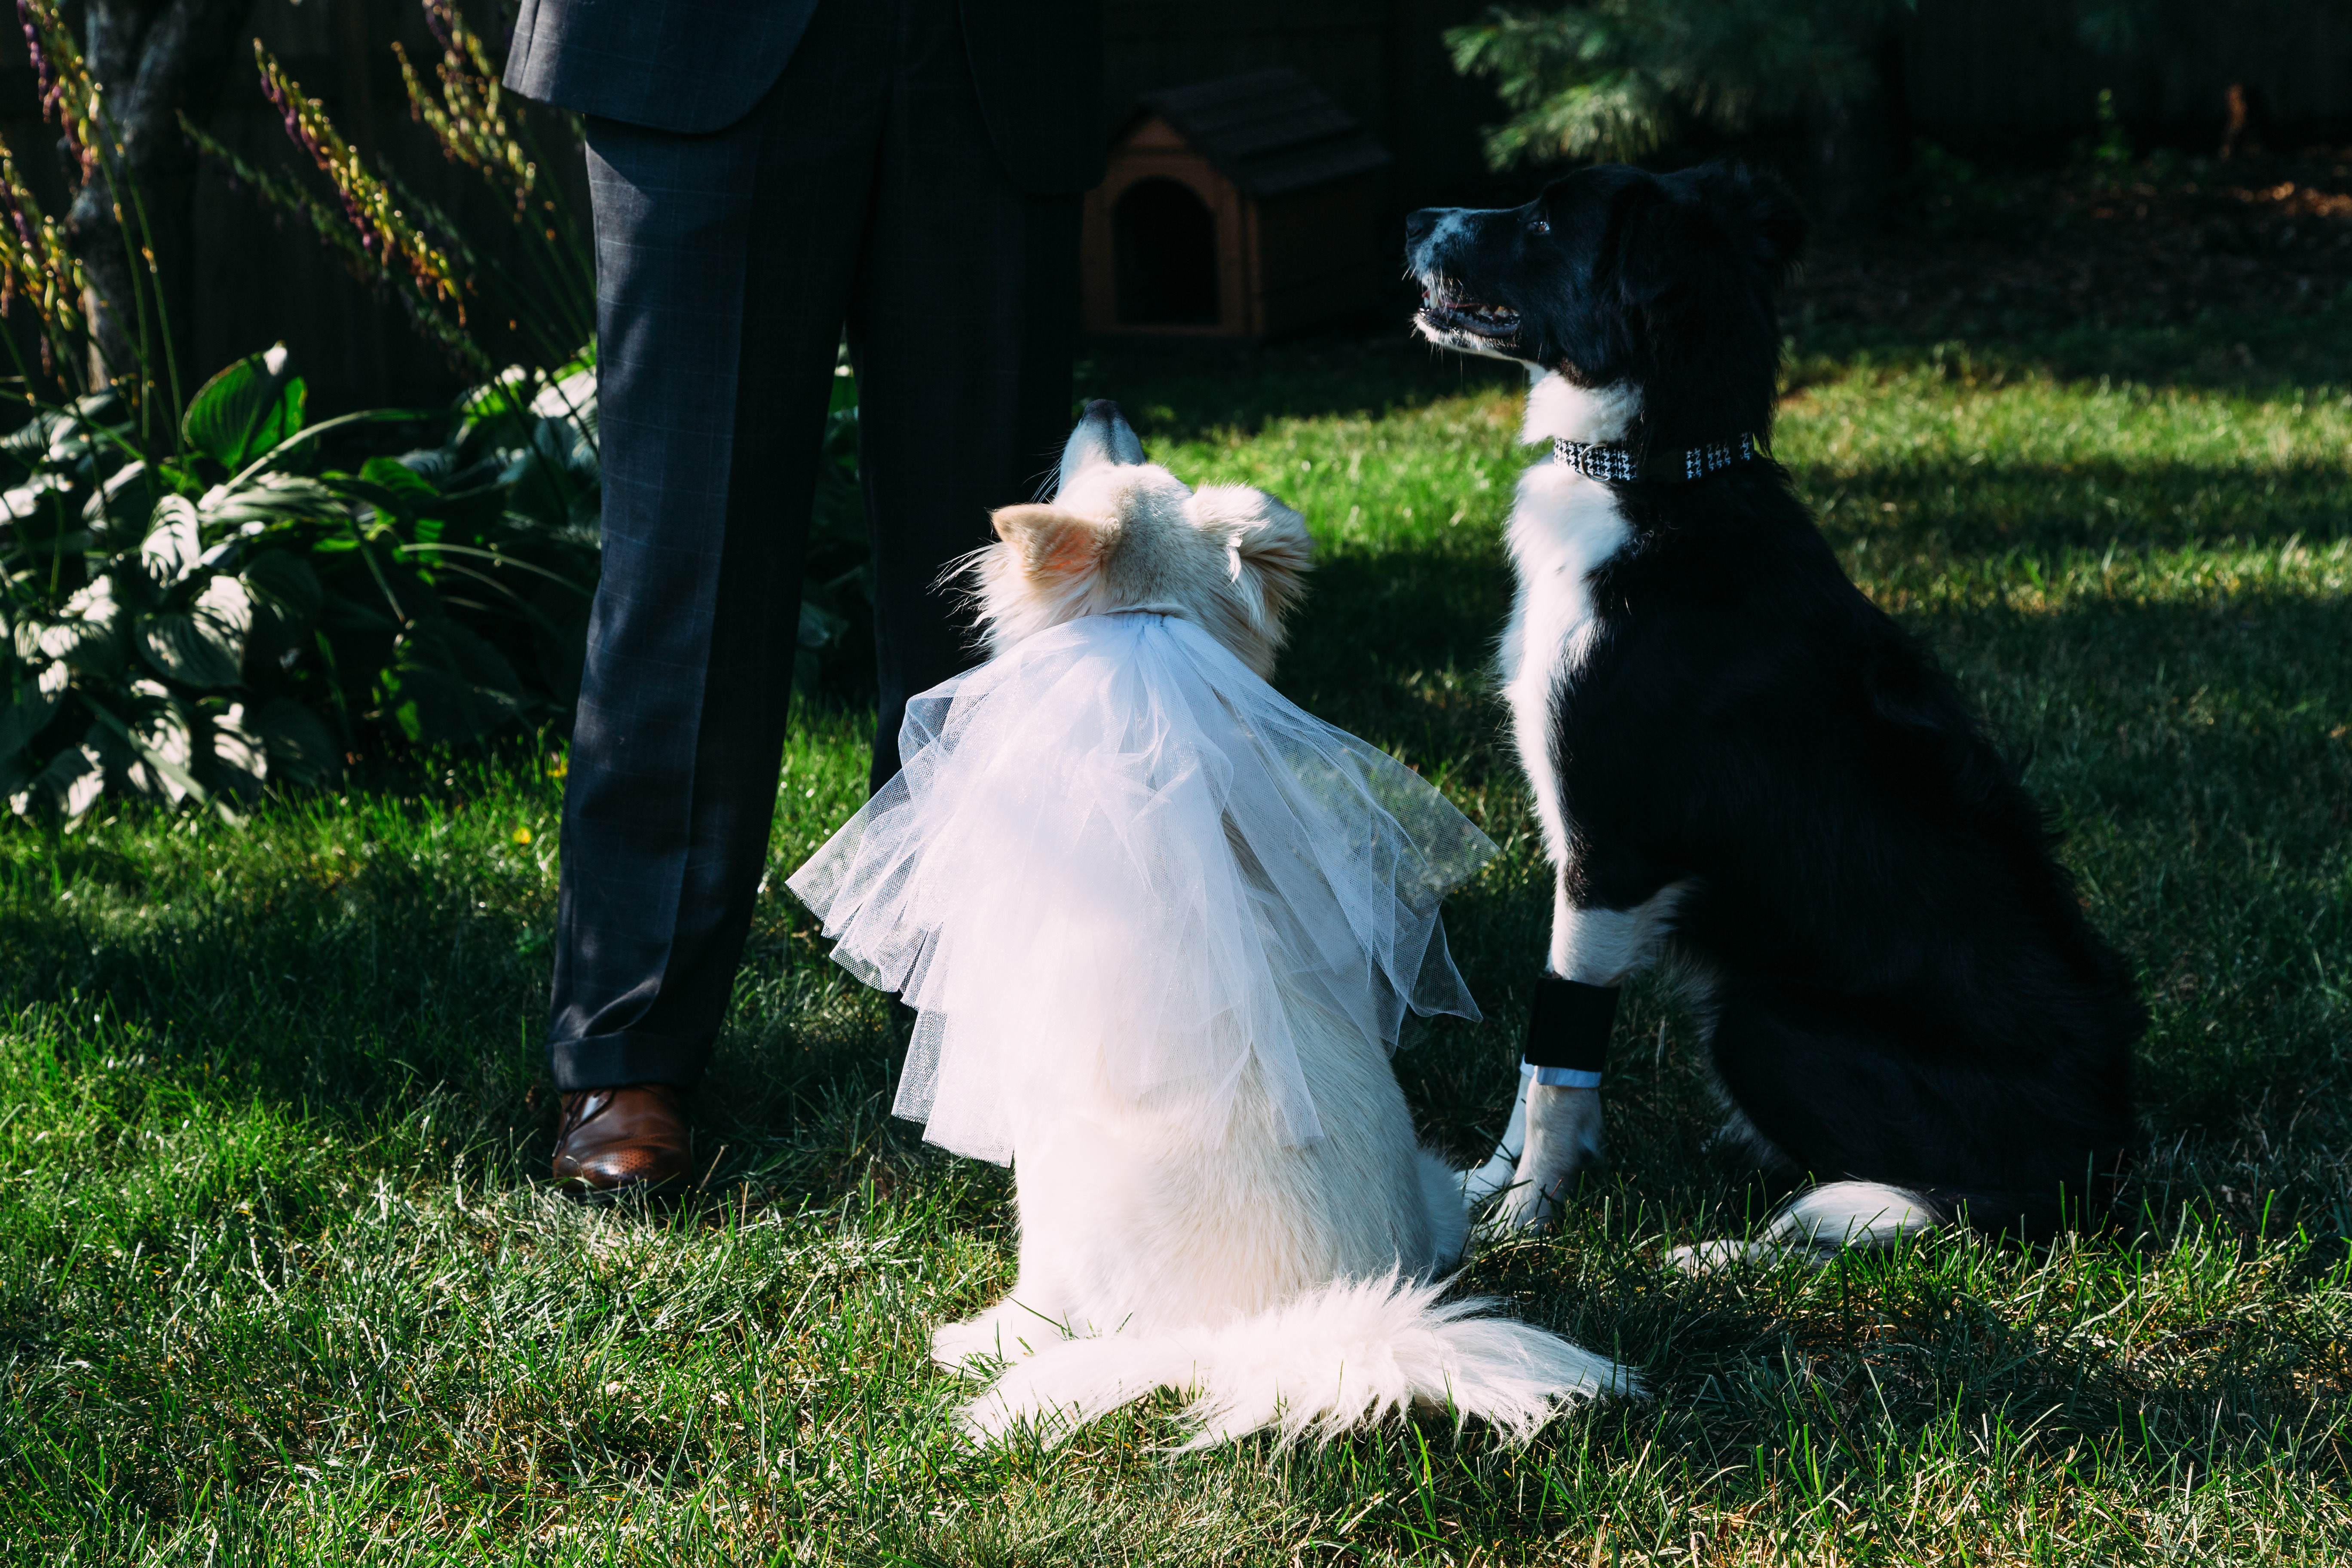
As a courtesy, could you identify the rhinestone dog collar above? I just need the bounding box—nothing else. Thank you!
[1551,432,1759,484]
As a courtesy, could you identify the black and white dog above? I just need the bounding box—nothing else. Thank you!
[1409,163,2144,1264]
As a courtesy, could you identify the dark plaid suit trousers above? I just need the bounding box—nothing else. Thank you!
[549,0,1084,1090]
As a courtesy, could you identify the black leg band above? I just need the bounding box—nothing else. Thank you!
[1523,972,1619,1075]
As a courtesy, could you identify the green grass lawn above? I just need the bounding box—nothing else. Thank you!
[5,315,2350,1563]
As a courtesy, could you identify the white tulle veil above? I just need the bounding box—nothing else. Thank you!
[787,611,1497,1165]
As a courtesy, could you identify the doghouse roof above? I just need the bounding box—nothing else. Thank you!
[1124,68,1392,199]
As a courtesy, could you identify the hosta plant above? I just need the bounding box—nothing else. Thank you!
[0,346,598,821]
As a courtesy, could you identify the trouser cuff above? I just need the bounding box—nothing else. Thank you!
[548,1030,712,1092]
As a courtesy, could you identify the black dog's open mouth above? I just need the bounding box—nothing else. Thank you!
[1418,282,1520,340]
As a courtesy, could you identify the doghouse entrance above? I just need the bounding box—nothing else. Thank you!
[1113,179,1219,326]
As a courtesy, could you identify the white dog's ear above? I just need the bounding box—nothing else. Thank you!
[1192,486,1312,630]
[990,503,1110,588]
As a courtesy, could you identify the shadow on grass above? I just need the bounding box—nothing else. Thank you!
[1079,326,1524,441]
[1805,459,2352,558]
[1273,540,1517,786]
[1791,300,2352,399]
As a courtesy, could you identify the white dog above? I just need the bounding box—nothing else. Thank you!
[789,401,1631,1447]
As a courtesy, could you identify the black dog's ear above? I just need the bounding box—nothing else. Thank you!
[1683,161,1807,280]
[1738,167,1807,278]
[1611,183,1691,307]
[1646,162,1806,291]
[1614,163,1808,310]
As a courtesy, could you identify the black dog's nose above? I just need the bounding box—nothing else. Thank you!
[1404,208,1442,244]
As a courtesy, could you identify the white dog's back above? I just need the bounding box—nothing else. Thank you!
[815,400,1633,1445]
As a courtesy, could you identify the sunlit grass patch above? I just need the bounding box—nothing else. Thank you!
[3,328,2348,1561]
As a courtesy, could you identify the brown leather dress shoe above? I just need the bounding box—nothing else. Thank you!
[551,1084,692,1197]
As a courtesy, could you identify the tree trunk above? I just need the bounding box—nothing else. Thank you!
[64,0,255,403]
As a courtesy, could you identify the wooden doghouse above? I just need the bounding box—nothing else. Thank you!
[1083,69,1393,340]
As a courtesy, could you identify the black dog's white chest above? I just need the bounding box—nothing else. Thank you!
[1500,461,1634,873]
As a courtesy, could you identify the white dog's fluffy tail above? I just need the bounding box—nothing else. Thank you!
[956,1274,1635,1450]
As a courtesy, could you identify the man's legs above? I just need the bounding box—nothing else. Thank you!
[548,7,894,1185]
[548,0,1084,1191]
[848,0,1083,789]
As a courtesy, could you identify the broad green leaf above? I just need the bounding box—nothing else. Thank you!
[199,472,341,527]
[9,741,100,818]
[2,472,70,524]
[85,460,159,542]
[61,745,104,818]
[242,551,324,629]
[119,678,197,804]
[141,494,204,586]
[139,614,242,689]
[139,579,250,689]
[183,345,306,472]
[0,410,65,468]
[45,576,127,676]
[78,681,227,815]
[358,456,440,515]
[196,575,256,640]
[210,702,267,785]
[248,697,340,786]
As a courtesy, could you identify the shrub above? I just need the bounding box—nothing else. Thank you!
[1446,0,1917,170]
[0,344,602,818]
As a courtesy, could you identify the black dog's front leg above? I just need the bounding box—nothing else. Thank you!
[1482,871,1687,1231]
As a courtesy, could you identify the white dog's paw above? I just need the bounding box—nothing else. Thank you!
[953,1383,1084,1450]
[931,1310,1031,1374]
[931,1316,1011,1375]
[1487,1152,1586,1234]
[952,1386,1021,1446]
[931,1301,1080,1374]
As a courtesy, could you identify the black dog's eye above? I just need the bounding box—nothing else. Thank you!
[1528,216,1551,236]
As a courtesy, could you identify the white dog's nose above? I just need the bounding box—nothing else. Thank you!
[1055,400,1145,492]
